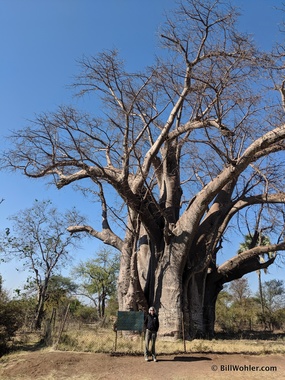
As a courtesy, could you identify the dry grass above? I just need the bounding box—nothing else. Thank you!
[55,326,285,355]
[182,338,285,355]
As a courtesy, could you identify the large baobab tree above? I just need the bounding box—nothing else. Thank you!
[2,0,285,338]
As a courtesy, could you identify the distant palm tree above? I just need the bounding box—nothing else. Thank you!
[238,233,275,316]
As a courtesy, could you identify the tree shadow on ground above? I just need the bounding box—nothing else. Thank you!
[158,356,212,362]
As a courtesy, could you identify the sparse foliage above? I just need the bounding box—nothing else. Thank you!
[73,248,119,318]
[258,279,285,330]
[0,200,84,329]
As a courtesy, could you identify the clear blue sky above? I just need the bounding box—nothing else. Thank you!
[0,0,284,294]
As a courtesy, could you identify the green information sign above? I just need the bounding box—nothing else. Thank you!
[116,311,144,332]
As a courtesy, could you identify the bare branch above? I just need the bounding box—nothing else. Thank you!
[67,225,123,251]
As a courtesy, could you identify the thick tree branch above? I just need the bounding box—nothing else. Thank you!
[216,192,285,241]
[178,125,285,235]
[131,67,192,193]
[217,241,285,279]
[67,224,123,251]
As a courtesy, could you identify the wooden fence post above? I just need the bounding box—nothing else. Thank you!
[54,303,70,349]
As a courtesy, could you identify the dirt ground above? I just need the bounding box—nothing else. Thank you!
[1,350,285,380]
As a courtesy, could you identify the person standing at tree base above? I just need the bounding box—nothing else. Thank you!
[144,306,159,362]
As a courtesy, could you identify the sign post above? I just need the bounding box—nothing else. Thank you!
[114,311,144,351]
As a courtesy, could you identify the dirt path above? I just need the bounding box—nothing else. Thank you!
[1,350,284,380]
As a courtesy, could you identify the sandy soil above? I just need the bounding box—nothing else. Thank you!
[1,350,285,380]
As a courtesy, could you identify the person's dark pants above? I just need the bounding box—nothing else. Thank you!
[144,329,157,359]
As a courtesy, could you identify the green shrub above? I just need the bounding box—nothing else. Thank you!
[0,298,24,355]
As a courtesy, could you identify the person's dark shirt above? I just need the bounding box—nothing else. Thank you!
[144,313,159,332]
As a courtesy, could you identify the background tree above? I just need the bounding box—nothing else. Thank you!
[238,231,275,317]
[228,278,256,332]
[215,280,260,334]
[39,274,78,327]
[68,300,98,324]
[0,200,84,329]
[2,0,285,338]
[73,248,119,318]
[215,287,233,333]
[258,279,285,331]
[44,275,77,309]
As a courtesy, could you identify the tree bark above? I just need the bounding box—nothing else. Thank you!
[154,246,183,339]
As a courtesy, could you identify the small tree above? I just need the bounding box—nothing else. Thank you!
[259,279,285,330]
[216,279,259,333]
[73,248,119,318]
[0,200,84,329]
[228,278,255,331]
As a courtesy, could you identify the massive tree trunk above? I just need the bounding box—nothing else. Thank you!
[154,247,183,338]
[187,272,208,339]
[203,273,223,339]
